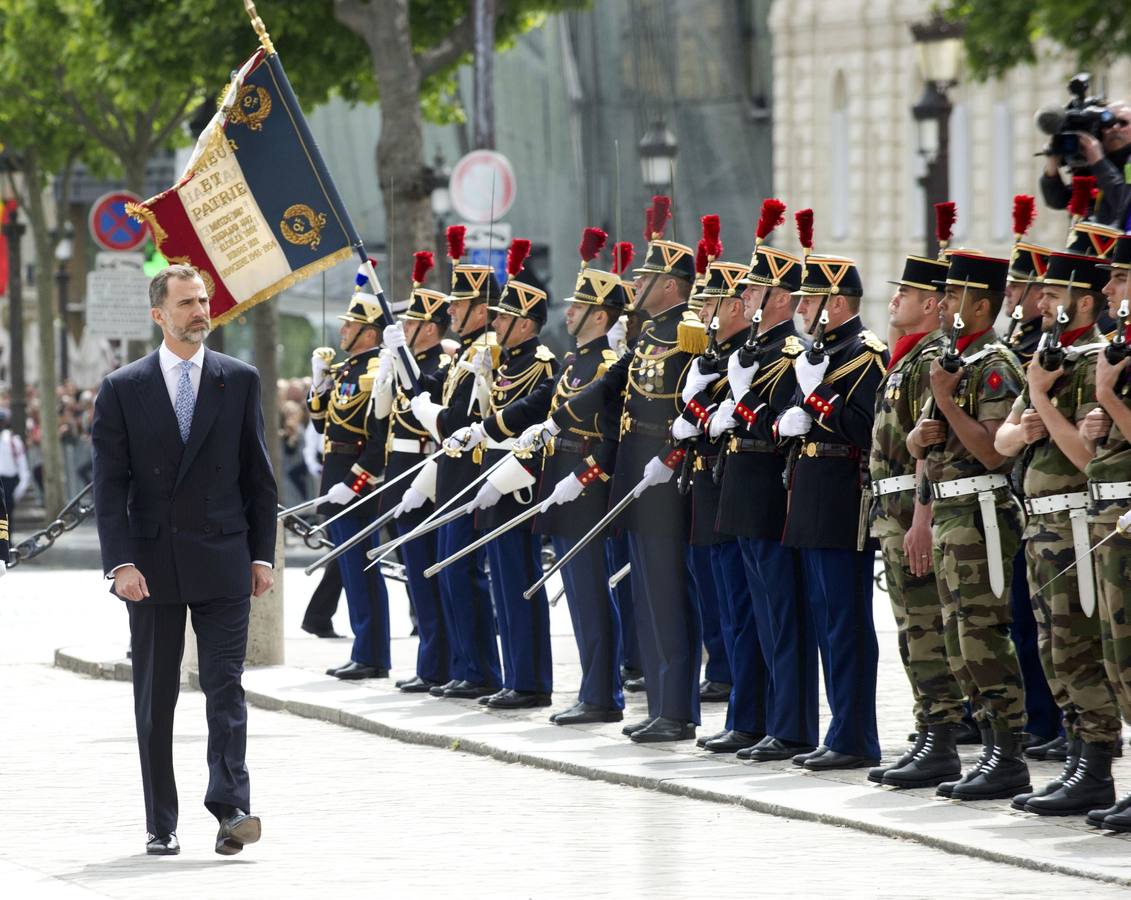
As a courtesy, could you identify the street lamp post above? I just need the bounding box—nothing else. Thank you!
[54,223,73,384]
[428,151,452,287]
[910,14,964,258]
[639,119,679,195]
[1,186,27,440]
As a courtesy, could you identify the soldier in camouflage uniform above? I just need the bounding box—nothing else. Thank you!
[868,255,966,789]
[995,251,1118,816]
[1077,232,1131,831]
[907,252,1031,801]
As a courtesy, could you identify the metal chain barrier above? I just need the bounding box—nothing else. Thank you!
[7,482,96,569]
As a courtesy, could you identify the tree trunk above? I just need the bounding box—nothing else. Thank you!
[252,301,281,480]
[20,151,64,514]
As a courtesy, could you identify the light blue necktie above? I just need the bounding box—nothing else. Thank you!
[173,359,195,444]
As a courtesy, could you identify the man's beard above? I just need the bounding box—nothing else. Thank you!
[173,320,211,344]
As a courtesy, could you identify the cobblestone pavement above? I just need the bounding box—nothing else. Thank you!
[5,663,1131,900]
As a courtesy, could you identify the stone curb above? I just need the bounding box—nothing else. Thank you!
[53,648,1131,888]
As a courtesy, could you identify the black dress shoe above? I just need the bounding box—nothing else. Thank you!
[804,750,880,771]
[489,690,552,709]
[699,680,732,702]
[443,680,499,699]
[1088,792,1131,828]
[146,832,180,856]
[621,666,644,681]
[398,676,441,694]
[549,702,580,723]
[630,717,696,743]
[553,702,623,725]
[792,746,828,766]
[331,661,389,680]
[303,623,344,639]
[1024,733,1067,761]
[479,688,512,706]
[739,736,816,762]
[430,679,460,697]
[622,716,655,736]
[623,676,646,693]
[215,809,261,856]
[705,730,764,754]
[697,729,728,749]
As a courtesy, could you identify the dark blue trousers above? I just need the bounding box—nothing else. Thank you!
[486,528,552,693]
[801,547,880,758]
[328,517,390,669]
[710,540,765,734]
[739,538,819,745]
[606,535,640,671]
[627,531,701,724]
[128,598,251,836]
[437,514,501,688]
[688,543,733,685]
[552,535,624,709]
[1009,544,1061,739]
[394,520,449,685]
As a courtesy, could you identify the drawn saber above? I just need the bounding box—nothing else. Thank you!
[608,561,631,590]
[303,504,401,576]
[363,503,470,567]
[277,493,331,520]
[424,503,542,579]
[309,448,445,534]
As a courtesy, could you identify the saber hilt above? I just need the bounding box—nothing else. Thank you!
[303,504,399,576]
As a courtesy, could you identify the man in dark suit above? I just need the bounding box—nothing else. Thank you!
[92,264,277,857]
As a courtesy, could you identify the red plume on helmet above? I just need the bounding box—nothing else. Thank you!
[579,227,608,267]
[755,198,786,246]
[934,201,956,257]
[411,250,434,286]
[695,240,709,277]
[612,241,635,275]
[700,214,721,260]
[649,195,671,239]
[643,207,654,243]
[794,208,814,255]
[446,224,466,262]
[1069,175,1097,218]
[1012,194,1036,239]
[506,238,532,278]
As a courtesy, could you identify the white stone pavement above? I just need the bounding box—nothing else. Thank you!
[5,564,1131,887]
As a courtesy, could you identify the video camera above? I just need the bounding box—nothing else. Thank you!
[1035,73,1114,168]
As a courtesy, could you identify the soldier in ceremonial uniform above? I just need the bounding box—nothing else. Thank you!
[907,252,1031,800]
[717,231,820,763]
[0,483,8,578]
[1077,232,1131,830]
[519,209,706,743]
[369,251,452,693]
[535,238,629,724]
[1004,242,1051,365]
[307,274,392,680]
[388,226,502,700]
[775,254,887,770]
[995,251,1118,816]
[869,254,968,789]
[452,240,560,709]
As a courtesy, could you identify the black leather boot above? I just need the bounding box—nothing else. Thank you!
[937,723,993,798]
[868,731,925,785]
[1023,733,1067,761]
[1026,741,1115,816]
[1012,738,1080,810]
[950,730,1031,801]
[883,723,962,789]
[1088,792,1131,828]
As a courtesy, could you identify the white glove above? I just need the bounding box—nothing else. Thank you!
[471,482,503,511]
[708,398,737,439]
[396,485,428,517]
[311,352,332,392]
[443,422,487,453]
[410,392,443,440]
[727,350,758,398]
[794,352,829,398]
[323,481,358,507]
[633,455,676,497]
[516,418,560,454]
[540,474,586,512]
[383,322,407,352]
[777,406,813,437]
[369,350,395,420]
[1119,509,1131,531]
[607,315,627,350]
[681,358,721,404]
[0,560,6,579]
[376,348,394,385]
[671,415,701,441]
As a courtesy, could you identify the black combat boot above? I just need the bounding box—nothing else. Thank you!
[1026,741,1116,816]
[1023,733,1066,761]
[868,731,926,785]
[883,723,962,789]
[1088,792,1131,828]
[1011,738,1081,811]
[936,723,993,798]
[950,730,1032,801]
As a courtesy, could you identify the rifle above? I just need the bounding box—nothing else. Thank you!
[1096,298,1130,450]
[1037,302,1070,373]
[1002,283,1032,346]
[921,283,971,453]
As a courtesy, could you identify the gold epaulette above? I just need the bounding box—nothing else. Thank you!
[677,311,708,354]
[598,347,618,377]
[535,344,556,362]
[438,353,452,369]
[861,330,887,354]
[782,335,805,358]
[358,356,381,393]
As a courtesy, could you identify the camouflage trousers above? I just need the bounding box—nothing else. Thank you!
[880,535,965,727]
[1025,513,1120,743]
[1089,509,1131,725]
[932,501,1026,733]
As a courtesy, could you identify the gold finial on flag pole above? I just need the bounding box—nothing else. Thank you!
[243,0,276,55]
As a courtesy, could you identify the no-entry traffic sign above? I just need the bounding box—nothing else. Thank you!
[449,150,516,224]
[88,190,146,252]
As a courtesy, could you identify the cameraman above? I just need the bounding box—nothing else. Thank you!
[1040,101,1131,225]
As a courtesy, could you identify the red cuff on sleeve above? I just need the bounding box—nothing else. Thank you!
[686,397,710,424]
[735,401,764,424]
[349,474,367,493]
[662,448,686,470]
[804,388,837,417]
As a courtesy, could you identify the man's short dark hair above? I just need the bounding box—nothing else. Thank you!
[149,264,202,309]
[981,290,1006,319]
